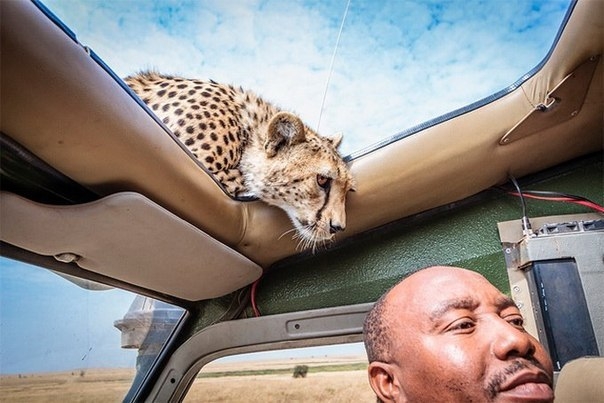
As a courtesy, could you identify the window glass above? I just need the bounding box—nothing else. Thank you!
[184,343,370,402]
[0,257,185,401]
[42,0,572,156]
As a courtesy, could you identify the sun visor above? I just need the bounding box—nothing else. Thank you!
[0,192,262,301]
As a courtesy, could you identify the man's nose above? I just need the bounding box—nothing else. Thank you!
[491,318,535,360]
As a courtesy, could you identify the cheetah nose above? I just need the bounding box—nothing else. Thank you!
[329,221,345,234]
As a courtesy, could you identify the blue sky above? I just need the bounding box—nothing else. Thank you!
[42,0,571,156]
[0,258,139,374]
[2,0,571,376]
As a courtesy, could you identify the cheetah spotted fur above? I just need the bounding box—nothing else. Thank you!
[125,72,355,248]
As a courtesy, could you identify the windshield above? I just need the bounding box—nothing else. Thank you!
[0,258,185,401]
[42,0,572,157]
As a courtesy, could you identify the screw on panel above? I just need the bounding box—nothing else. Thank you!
[54,253,80,263]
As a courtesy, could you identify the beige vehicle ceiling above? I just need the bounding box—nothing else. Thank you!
[1,0,602,301]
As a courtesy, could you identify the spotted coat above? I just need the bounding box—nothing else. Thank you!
[125,71,355,248]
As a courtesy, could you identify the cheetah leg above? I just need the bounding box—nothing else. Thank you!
[212,168,248,198]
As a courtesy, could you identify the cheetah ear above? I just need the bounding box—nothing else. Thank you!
[329,132,343,148]
[265,112,306,158]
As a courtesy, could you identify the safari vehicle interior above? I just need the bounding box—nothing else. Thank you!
[1,0,603,401]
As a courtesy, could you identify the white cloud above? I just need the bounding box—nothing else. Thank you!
[43,0,571,156]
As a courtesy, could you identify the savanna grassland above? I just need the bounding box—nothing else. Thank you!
[1,357,375,402]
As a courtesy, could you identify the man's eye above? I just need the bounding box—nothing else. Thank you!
[506,315,525,330]
[447,319,475,333]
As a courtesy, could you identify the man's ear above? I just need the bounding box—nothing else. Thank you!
[368,362,404,402]
[265,112,305,158]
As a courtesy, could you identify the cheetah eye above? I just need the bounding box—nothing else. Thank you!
[317,174,331,189]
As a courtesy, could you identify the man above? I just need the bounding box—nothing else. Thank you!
[363,266,554,402]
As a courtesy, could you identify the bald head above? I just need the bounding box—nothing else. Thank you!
[364,266,491,361]
[363,266,554,403]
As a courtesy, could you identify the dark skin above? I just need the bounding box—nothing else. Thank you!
[366,266,554,403]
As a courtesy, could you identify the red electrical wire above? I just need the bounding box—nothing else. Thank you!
[507,191,604,213]
[574,200,604,213]
[250,278,261,317]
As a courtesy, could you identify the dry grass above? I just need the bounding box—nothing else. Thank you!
[0,369,135,403]
[0,358,376,402]
[185,370,375,403]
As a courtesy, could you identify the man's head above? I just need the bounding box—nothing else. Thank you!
[363,266,554,403]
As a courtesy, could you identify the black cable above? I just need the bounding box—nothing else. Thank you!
[508,175,532,236]
[498,184,604,213]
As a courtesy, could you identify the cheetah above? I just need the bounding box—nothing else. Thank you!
[125,72,355,249]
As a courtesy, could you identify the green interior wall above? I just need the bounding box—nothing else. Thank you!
[185,154,601,334]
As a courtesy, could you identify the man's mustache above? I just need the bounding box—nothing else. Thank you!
[487,357,552,399]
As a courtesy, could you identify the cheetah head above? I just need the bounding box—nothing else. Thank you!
[242,111,355,250]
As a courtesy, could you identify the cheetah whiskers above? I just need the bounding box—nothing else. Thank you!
[278,227,299,241]
[289,224,329,253]
[292,226,315,252]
